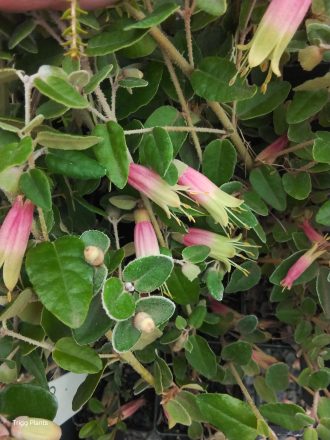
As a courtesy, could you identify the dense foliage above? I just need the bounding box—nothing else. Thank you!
[0,1,329,439]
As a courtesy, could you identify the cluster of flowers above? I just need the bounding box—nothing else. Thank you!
[0,160,327,298]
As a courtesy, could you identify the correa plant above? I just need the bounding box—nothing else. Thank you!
[0,0,329,439]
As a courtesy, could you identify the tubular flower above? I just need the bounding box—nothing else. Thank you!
[300,219,328,245]
[134,208,160,258]
[255,135,288,164]
[0,196,34,293]
[247,0,312,77]
[173,227,253,272]
[128,164,181,219]
[280,244,326,290]
[108,398,146,427]
[174,160,243,228]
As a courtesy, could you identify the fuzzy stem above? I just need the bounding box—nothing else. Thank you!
[184,0,195,68]
[1,324,53,351]
[124,2,253,168]
[105,331,155,387]
[125,3,193,76]
[162,52,202,162]
[275,140,313,157]
[229,363,278,440]
[208,101,253,169]
[24,76,33,126]
[124,126,226,135]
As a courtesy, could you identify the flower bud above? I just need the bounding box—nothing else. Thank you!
[84,246,104,266]
[11,417,61,440]
[298,46,323,71]
[121,67,144,79]
[134,312,156,334]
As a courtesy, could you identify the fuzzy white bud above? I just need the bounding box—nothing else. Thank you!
[84,246,104,266]
[133,312,156,334]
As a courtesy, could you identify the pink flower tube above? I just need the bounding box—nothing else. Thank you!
[108,398,146,427]
[134,209,160,258]
[280,245,325,290]
[247,0,312,76]
[128,164,181,218]
[256,135,288,164]
[0,196,34,292]
[174,160,243,228]
[301,219,326,244]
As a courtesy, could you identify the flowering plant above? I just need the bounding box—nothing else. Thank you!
[0,1,329,440]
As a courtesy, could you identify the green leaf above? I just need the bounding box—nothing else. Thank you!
[265,363,289,391]
[196,0,227,16]
[8,19,37,49]
[225,261,261,293]
[254,376,277,403]
[84,64,113,94]
[135,296,175,326]
[313,131,330,164]
[222,341,252,365]
[26,236,93,328]
[0,384,57,419]
[53,337,102,374]
[188,303,207,329]
[309,370,330,390]
[185,335,217,379]
[182,245,210,263]
[243,191,268,216]
[141,127,173,176]
[112,319,140,353]
[73,295,112,345]
[206,269,224,301]
[191,57,256,102]
[0,359,17,384]
[19,169,52,211]
[287,90,328,124]
[166,266,200,305]
[317,418,330,440]
[237,81,291,120]
[164,399,192,428]
[144,106,187,155]
[20,351,48,389]
[236,315,258,335]
[36,131,100,150]
[249,165,287,211]
[102,277,136,321]
[34,76,89,109]
[46,150,106,180]
[92,121,129,188]
[282,172,311,200]
[154,354,173,394]
[37,100,68,119]
[0,136,33,173]
[117,62,163,120]
[123,255,174,293]
[118,78,148,88]
[317,267,330,318]
[316,200,330,226]
[72,365,105,411]
[124,3,180,29]
[196,393,258,440]
[80,230,110,253]
[0,288,33,321]
[260,403,307,431]
[86,20,148,56]
[270,250,319,287]
[202,139,237,186]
